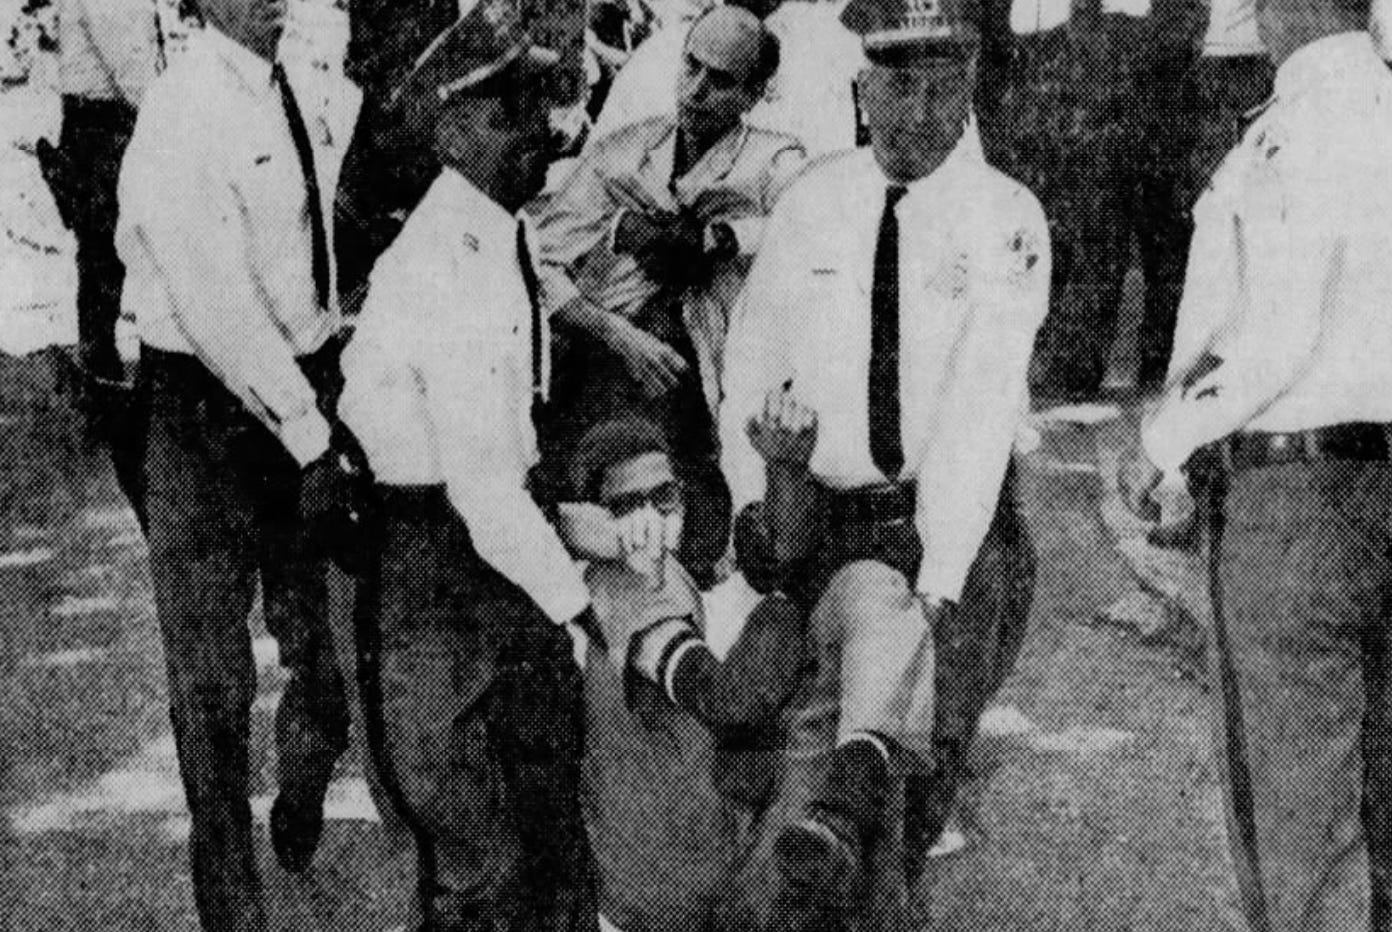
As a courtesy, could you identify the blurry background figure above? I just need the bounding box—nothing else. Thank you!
[585,0,656,119]
[1,0,78,362]
[977,0,1209,402]
[35,0,165,529]
[536,5,806,588]
[591,0,865,157]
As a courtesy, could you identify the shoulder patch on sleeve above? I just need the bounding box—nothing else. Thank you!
[1000,221,1046,288]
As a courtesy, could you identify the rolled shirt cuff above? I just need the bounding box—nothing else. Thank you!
[1141,403,1203,477]
[915,559,966,606]
[280,408,333,468]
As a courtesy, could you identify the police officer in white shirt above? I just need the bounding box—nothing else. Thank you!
[718,0,1047,926]
[1121,3,1392,928]
[115,0,357,925]
[337,3,599,928]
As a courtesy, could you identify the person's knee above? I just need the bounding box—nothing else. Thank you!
[817,561,913,625]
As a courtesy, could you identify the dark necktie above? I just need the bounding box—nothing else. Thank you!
[869,184,908,481]
[273,64,330,313]
[516,221,545,424]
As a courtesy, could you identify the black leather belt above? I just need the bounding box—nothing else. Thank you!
[1223,423,1390,473]
[822,480,917,527]
[372,483,449,515]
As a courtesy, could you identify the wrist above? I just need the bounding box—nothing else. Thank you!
[284,409,333,468]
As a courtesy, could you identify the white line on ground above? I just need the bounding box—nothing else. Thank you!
[20,646,108,668]
[49,594,124,617]
[0,546,53,567]
[979,704,1134,756]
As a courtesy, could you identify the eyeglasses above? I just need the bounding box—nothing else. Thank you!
[601,480,684,517]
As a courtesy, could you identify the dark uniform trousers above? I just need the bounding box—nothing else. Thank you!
[142,346,350,932]
[721,464,1035,931]
[544,294,732,588]
[37,96,149,526]
[353,485,596,932]
[1202,457,1392,932]
[975,0,1272,397]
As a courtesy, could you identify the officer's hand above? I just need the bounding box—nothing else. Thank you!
[300,450,374,574]
[300,454,348,527]
[555,502,623,560]
[604,315,689,397]
[746,382,818,467]
[914,594,953,630]
[1119,444,1164,523]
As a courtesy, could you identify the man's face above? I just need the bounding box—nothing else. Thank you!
[200,0,286,60]
[859,59,974,183]
[599,451,685,541]
[436,83,554,210]
[676,17,766,146]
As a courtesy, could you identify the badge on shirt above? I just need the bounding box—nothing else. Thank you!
[922,252,971,299]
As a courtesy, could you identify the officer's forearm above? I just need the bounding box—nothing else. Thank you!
[554,297,625,347]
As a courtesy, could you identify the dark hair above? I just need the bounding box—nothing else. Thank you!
[567,418,672,501]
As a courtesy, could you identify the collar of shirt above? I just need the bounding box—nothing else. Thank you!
[1272,30,1377,104]
[435,167,521,245]
[873,119,983,206]
[197,24,275,93]
[643,119,752,195]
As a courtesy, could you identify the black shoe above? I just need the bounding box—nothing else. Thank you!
[270,785,327,874]
[773,810,865,911]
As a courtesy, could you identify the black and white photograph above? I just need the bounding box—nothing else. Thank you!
[1,0,1390,929]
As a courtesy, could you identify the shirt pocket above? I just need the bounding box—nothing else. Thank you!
[231,147,311,266]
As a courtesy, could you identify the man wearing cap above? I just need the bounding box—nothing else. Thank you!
[115,0,358,927]
[335,0,586,314]
[533,3,805,588]
[591,0,866,158]
[37,0,166,526]
[337,5,597,929]
[719,0,1047,925]
[1119,0,1392,927]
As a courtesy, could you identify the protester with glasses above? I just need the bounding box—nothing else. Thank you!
[552,415,808,932]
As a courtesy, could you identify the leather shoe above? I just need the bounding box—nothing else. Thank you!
[270,785,328,874]
[773,809,865,911]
